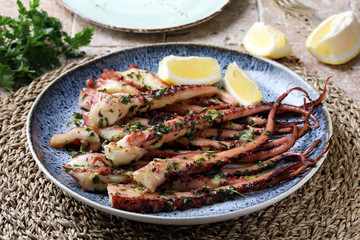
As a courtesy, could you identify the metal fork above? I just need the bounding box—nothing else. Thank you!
[272,0,316,14]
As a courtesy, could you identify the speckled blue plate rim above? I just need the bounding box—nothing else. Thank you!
[26,43,333,225]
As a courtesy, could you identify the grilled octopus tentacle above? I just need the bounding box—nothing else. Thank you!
[108,162,303,213]
[104,88,319,166]
[170,149,310,192]
[108,136,331,213]
[55,68,330,213]
[132,86,306,192]
[236,125,298,163]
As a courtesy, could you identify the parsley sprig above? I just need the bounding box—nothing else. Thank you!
[0,0,94,90]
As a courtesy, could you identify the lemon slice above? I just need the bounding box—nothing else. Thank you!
[157,55,222,85]
[243,22,292,59]
[306,11,360,65]
[223,62,263,106]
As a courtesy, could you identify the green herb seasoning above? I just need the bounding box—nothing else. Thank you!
[92,175,100,184]
[175,121,184,128]
[119,96,132,105]
[66,112,83,127]
[263,131,273,137]
[63,167,74,173]
[150,124,172,139]
[124,122,147,133]
[218,142,228,149]
[154,88,167,99]
[257,161,268,168]
[129,105,138,113]
[236,127,255,142]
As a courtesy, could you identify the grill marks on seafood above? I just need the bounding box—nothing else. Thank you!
[109,137,330,213]
[90,66,169,92]
[79,66,170,124]
[103,94,318,165]
[50,126,127,151]
[131,86,327,193]
[108,162,303,213]
[108,140,330,213]
[132,87,294,192]
[234,125,298,163]
[51,66,330,213]
[63,153,132,192]
[88,85,237,127]
[86,76,140,95]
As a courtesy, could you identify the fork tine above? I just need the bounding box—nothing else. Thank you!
[272,0,316,14]
[285,5,315,14]
[279,0,314,12]
[288,0,315,13]
[286,0,316,12]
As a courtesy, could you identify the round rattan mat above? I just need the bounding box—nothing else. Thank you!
[0,57,359,240]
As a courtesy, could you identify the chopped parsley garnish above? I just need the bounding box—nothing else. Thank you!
[228,186,246,197]
[263,131,273,137]
[186,131,195,141]
[154,88,167,99]
[129,105,138,113]
[124,122,147,133]
[91,175,100,184]
[63,167,74,173]
[150,124,172,139]
[119,96,131,105]
[236,127,255,142]
[148,118,158,126]
[65,144,92,157]
[98,118,104,128]
[218,142,228,149]
[175,121,184,128]
[144,84,152,90]
[257,161,268,168]
[66,112,83,127]
[195,161,204,169]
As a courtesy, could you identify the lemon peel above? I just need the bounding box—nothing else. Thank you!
[157,55,222,85]
[243,22,292,59]
[306,11,360,65]
[223,62,263,106]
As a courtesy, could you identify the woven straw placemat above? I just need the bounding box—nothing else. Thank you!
[0,57,359,240]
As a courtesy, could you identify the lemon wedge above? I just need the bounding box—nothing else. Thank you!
[157,55,222,85]
[243,22,292,59]
[223,62,263,106]
[306,11,360,65]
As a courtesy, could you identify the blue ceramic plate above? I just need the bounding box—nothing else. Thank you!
[27,43,332,225]
[60,0,231,33]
